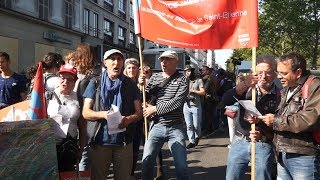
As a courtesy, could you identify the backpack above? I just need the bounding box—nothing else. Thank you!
[301,75,320,144]
[77,74,98,109]
[44,73,58,89]
[86,76,102,145]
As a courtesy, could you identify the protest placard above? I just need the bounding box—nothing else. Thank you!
[0,119,58,179]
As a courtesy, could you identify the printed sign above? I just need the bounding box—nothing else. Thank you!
[0,119,58,179]
[134,0,258,49]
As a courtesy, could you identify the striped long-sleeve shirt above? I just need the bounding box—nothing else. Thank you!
[146,71,189,125]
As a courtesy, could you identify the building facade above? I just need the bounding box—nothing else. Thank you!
[0,0,138,73]
[142,40,216,71]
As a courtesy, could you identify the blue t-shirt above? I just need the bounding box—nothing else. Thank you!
[0,72,27,107]
[83,77,140,145]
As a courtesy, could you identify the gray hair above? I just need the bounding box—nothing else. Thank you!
[256,54,277,70]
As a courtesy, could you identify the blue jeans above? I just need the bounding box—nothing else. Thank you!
[277,152,320,180]
[142,123,188,180]
[226,135,274,180]
[183,104,202,143]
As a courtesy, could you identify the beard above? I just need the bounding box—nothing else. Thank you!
[258,81,272,89]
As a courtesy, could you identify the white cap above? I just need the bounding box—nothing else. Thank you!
[103,49,124,61]
[158,50,178,60]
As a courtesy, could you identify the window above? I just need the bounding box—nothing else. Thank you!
[103,19,113,36]
[118,26,124,40]
[118,0,126,19]
[65,0,74,28]
[130,32,135,44]
[39,0,49,21]
[83,9,90,34]
[129,1,134,18]
[118,26,126,47]
[118,0,125,12]
[93,12,98,37]
[104,0,113,12]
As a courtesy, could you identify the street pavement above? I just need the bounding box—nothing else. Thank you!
[106,127,252,180]
[133,127,251,180]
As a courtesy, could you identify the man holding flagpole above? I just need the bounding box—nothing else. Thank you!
[222,55,281,180]
[139,50,189,180]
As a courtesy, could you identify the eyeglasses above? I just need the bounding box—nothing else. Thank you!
[275,71,289,77]
[139,66,151,74]
[59,76,76,82]
[256,70,274,76]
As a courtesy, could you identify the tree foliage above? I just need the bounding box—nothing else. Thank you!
[231,0,320,69]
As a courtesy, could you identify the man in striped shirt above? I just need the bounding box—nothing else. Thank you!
[139,50,189,180]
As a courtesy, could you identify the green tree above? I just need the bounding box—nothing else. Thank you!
[231,0,320,69]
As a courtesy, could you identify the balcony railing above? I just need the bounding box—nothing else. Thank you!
[104,35,113,44]
[104,1,113,12]
[83,24,91,34]
[118,11,126,20]
[130,18,134,25]
[92,28,101,37]
[118,39,126,47]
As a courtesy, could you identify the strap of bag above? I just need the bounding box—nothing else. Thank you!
[301,75,320,145]
[158,70,179,88]
[46,91,63,106]
[301,75,316,109]
[51,91,63,105]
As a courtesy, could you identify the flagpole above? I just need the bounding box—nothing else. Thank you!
[251,47,257,180]
[12,106,15,121]
[137,35,148,141]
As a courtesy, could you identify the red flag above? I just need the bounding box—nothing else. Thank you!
[27,62,47,119]
[134,0,258,49]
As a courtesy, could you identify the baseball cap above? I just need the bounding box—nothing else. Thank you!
[158,50,178,60]
[58,64,77,76]
[125,58,139,68]
[103,49,124,61]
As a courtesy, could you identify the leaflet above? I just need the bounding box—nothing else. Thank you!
[106,105,126,135]
[234,97,262,117]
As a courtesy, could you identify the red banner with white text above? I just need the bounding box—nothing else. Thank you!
[135,0,258,49]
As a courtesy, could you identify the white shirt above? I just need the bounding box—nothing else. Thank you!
[47,89,80,143]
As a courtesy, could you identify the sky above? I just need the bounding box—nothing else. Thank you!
[215,49,233,69]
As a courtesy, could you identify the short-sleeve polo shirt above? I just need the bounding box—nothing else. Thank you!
[0,72,27,106]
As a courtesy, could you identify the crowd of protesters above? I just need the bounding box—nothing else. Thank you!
[0,48,319,180]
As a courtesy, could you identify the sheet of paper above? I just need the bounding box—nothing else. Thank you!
[234,97,262,117]
[106,105,126,135]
